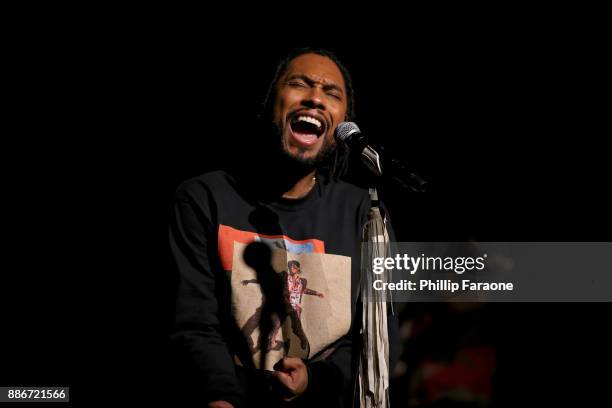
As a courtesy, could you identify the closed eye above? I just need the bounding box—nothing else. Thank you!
[327,91,342,100]
[287,81,307,88]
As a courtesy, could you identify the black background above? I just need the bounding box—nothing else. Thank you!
[2,7,610,406]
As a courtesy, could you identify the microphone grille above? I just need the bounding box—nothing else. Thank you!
[335,122,361,142]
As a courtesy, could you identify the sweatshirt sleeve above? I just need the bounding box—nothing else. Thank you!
[169,181,244,407]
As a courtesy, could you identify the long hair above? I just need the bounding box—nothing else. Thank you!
[260,48,355,180]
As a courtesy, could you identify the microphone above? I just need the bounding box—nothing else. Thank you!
[335,122,427,192]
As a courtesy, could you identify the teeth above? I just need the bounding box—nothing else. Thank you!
[296,115,322,129]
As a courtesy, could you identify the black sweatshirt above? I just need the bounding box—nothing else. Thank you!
[169,170,399,408]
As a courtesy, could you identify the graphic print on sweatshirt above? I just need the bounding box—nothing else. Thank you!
[218,225,351,370]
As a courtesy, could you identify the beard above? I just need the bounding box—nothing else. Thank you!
[273,122,336,168]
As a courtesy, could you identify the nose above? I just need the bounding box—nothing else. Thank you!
[301,86,325,110]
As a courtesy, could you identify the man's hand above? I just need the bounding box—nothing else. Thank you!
[273,357,309,400]
[208,401,234,408]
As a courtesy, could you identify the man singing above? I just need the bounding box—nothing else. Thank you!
[169,48,399,408]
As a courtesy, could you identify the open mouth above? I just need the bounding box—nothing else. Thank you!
[289,113,326,146]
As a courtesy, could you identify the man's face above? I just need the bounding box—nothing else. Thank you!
[272,53,348,165]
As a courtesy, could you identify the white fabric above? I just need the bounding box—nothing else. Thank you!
[357,188,391,408]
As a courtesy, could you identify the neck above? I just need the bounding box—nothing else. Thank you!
[233,129,322,201]
[236,160,318,202]
[281,170,317,199]
[265,144,319,199]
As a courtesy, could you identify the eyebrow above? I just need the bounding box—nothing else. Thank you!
[285,74,345,95]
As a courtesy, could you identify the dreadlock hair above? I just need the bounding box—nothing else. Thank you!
[260,48,355,181]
